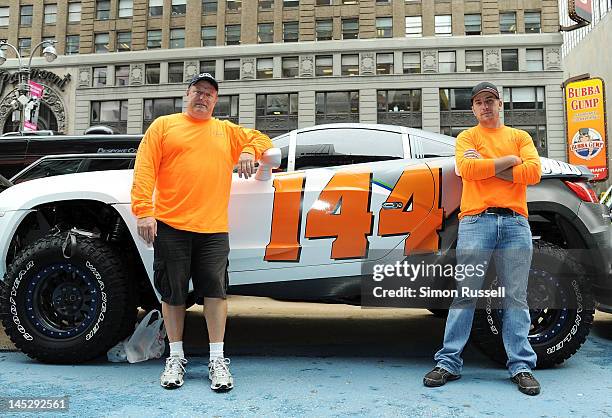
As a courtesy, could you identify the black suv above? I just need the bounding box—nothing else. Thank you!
[0,132,142,178]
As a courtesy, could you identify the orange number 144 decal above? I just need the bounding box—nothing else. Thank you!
[265,166,443,262]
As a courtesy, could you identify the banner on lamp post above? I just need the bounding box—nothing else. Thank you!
[23,80,44,131]
[28,80,44,99]
[564,77,608,181]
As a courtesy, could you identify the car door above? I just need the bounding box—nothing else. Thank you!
[227,126,445,285]
[0,136,28,178]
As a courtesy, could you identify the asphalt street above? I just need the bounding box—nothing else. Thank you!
[1,296,612,417]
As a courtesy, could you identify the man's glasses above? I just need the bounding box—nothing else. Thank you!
[190,90,215,99]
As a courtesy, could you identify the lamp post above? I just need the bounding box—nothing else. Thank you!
[0,40,58,133]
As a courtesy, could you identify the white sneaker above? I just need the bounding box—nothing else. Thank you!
[160,356,187,389]
[208,357,234,391]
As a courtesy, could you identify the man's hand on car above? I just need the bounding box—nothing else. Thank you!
[137,216,157,244]
[237,152,256,179]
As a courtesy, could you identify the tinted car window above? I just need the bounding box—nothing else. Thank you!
[84,158,133,172]
[12,159,83,184]
[295,128,403,169]
[414,135,455,157]
[272,133,290,172]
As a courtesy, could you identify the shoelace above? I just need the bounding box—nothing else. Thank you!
[211,358,231,378]
[166,356,187,374]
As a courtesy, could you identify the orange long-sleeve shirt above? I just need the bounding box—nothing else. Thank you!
[455,124,541,219]
[131,113,273,232]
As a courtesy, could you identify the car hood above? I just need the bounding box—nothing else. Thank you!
[0,170,133,211]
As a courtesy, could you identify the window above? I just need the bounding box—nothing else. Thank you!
[170,28,185,48]
[438,51,456,72]
[118,0,133,17]
[465,50,483,72]
[257,58,274,79]
[93,67,107,87]
[405,16,422,37]
[44,4,58,24]
[257,94,298,115]
[96,0,111,20]
[464,14,481,35]
[145,63,160,84]
[342,0,358,4]
[435,15,452,36]
[224,59,240,80]
[226,0,241,11]
[94,33,110,53]
[68,2,81,22]
[21,5,33,25]
[377,90,421,112]
[90,101,128,134]
[377,53,394,75]
[143,98,182,131]
[168,62,184,83]
[202,0,217,13]
[500,12,516,34]
[172,0,186,15]
[295,127,402,170]
[503,87,545,110]
[284,0,299,7]
[259,0,274,10]
[342,18,359,39]
[501,49,518,71]
[376,17,393,38]
[283,22,299,42]
[225,25,241,45]
[116,32,132,52]
[214,96,239,121]
[282,57,299,78]
[202,27,216,46]
[147,30,162,49]
[115,65,130,86]
[403,52,420,74]
[258,23,274,43]
[200,60,216,77]
[19,38,31,56]
[316,20,333,41]
[315,55,333,77]
[149,0,162,16]
[315,91,359,116]
[439,88,472,111]
[316,0,331,4]
[66,35,80,55]
[341,54,359,76]
[526,49,543,71]
[525,12,541,33]
[0,7,8,26]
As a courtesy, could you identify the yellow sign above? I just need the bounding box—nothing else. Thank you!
[565,77,608,181]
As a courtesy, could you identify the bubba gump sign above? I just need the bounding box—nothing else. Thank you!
[564,77,608,181]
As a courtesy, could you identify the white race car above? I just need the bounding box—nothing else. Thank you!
[0,123,609,367]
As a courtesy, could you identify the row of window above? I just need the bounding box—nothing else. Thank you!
[91,86,545,127]
[2,6,541,41]
[88,48,545,89]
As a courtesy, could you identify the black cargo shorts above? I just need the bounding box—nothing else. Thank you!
[153,221,230,306]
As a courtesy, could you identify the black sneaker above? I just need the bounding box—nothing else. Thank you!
[511,372,541,396]
[423,367,461,387]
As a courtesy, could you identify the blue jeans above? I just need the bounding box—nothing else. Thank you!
[434,213,537,377]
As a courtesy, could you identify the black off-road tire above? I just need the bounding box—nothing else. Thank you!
[471,241,594,368]
[0,235,137,364]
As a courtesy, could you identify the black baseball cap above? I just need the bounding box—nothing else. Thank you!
[188,72,218,91]
[471,82,500,102]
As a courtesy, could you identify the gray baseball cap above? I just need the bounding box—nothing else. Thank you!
[188,72,218,91]
[471,82,500,102]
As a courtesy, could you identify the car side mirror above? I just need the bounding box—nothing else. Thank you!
[255,148,281,181]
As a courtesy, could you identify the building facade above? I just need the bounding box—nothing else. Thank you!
[0,0,565,159]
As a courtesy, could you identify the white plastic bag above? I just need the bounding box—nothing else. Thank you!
[107,338,128,362]
[124,309,167,363]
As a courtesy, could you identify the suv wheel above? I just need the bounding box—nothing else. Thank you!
[471,241,594,368]
[0,234,137,363]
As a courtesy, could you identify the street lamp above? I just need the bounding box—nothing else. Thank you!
[0,39,58,133]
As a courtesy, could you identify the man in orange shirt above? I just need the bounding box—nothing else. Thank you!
[131,73,272,391]
[423,82,542,395]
